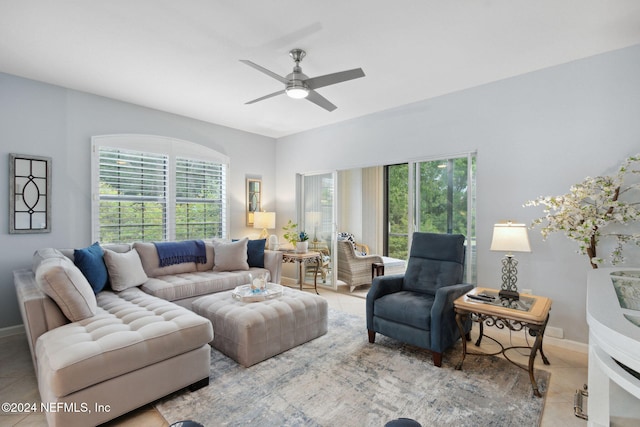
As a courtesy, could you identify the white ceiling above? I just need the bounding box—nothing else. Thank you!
[2,1,640,138]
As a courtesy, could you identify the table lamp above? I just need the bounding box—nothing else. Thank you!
[490,221,531,300]
[253,211,275,240]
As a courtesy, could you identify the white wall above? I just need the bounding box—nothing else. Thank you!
[275,44,640,343]
[0,73,276,329]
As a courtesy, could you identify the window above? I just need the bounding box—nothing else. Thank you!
[385,153,476,282]
[97,148,167,242]
[92,135,228,243]
[175,158,226,240]
[385,163,409,259]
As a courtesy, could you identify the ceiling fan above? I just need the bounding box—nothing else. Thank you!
[240,49,365,112]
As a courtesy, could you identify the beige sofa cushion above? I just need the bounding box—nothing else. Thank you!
[213,238,249,272]
[35,257,97,322]
[133,242,197,277]
[140,269,268,302]
[103,248,148,291]
[35,287,213,398]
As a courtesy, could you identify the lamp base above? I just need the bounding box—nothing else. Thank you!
[258,228,269,240]
[499,289,520,300]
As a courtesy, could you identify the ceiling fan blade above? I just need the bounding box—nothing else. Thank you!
[306,90,337,112]
[245,90,286,105]
[239,60,288,84]
[304,68,365,90]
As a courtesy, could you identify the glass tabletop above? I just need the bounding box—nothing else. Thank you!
[473,289,536,312]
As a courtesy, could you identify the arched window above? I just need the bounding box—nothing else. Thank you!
[91,134,229,243]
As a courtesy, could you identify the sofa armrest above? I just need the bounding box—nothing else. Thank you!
[14,268,69,371]
[430,283,474,352]
[366,274,405,329]
[264,250,283,284]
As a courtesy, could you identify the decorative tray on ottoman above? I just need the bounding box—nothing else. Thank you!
[231,283,284,302]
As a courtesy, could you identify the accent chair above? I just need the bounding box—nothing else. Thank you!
[337,233,407,292]
[366,232,473,367]
[337,239,383,292]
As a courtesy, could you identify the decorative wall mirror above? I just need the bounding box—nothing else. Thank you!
[9,153,52,233]
[246,178,261,226]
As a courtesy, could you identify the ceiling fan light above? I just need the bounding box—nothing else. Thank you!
[286,82,309,99]
[286,88,309,99]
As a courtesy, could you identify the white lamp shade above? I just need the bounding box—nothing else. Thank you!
[253,212,276,230]
[490,222,531,253]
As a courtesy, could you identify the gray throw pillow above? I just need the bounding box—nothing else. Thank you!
[32,247,68,273]
[213,238,249,272]
[35,257,97,322]
[103,248,149,291]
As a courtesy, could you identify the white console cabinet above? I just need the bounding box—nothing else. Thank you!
[587,268,640,426]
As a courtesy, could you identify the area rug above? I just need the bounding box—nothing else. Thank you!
[156,309,549,427]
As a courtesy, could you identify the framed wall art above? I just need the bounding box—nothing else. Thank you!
[9,153,51,233]
[246,177,261,226]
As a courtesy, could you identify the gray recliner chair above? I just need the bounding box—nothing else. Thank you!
[366,232,473,367]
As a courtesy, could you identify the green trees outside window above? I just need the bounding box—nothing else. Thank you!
[385,155,476,280]
[386,163,409,259]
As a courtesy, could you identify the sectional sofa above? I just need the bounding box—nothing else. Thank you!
[14,238,282,426]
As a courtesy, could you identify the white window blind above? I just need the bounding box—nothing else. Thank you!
[175,157,226,240]
[92,135,228,243]
[98,148,168,243]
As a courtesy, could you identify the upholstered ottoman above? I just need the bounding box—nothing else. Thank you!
[192,288,328,367]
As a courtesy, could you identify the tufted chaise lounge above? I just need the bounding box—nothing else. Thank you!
[15,270,213,427]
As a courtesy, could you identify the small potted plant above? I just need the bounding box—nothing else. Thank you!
[282,219,310,252]
[297,231,309,253]
[283,219,299,247]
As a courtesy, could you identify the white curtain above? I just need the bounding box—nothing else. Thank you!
[301,172,336,287]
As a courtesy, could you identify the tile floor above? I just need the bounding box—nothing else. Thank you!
[0,285,588,427]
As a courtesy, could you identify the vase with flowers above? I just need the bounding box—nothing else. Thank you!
[525,154,640,269]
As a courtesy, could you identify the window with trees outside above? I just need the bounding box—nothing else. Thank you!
[92,135,228,244]
[385,153,476,283]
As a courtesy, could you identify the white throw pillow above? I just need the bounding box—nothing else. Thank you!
[32,247,68,273]
[103,248,149,291]
[35,257,97,322]
[213,238,249,272]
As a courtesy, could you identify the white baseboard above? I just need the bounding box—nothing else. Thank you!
[544,334,588,354]
[0,324,25,338]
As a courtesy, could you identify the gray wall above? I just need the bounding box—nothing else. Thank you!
[275,44,640,344]
[0,73,276,329]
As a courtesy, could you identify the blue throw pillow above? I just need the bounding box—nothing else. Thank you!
[74,242,109,294]
[247,239,266,268]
